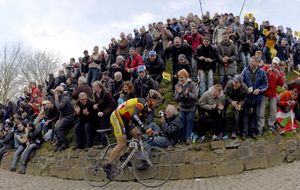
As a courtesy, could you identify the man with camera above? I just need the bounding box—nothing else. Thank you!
[139,104,181,170]
[260,57,285,133]
[53,86,74,152]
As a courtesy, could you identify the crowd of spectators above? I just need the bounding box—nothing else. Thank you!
[1,11,300,174]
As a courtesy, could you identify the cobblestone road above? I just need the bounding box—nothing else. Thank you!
[1,161,300,190]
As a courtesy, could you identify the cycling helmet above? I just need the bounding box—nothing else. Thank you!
[147,89,163,103]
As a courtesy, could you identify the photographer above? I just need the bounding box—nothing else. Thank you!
[198,84,225,141]
[138,105,181,170]
[53,86,74,152]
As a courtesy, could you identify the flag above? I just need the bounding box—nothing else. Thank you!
[294,31,300,37]
[162,72,171,81]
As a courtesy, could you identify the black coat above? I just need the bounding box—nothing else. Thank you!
[134,75,158,98]
[195,44,218,71]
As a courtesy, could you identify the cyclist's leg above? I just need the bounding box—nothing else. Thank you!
[108,111,127,164]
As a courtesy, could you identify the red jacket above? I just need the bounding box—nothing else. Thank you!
[184,33,204,53]
[125,53,144,72]
[31,87,41,99]
[262,64,284,98]
[278,90,296,110]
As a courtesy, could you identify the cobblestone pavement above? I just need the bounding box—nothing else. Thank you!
[1,161,300,190]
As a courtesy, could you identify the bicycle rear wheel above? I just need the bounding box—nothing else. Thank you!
[80,149,111,187]
[132,147,173,187]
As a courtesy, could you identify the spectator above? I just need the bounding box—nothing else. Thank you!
[74,92,94,149]
[176,54,192,76]
[137,27,154,56]
[139,104,182,170]
[195,36,218,96]
[81,50,90,76]
[144,51,165,84]
[10,122,28,172]
[174,69,198,145]
[134,65,158,98]
[116,32,129,57]
[276,88,299,134]
[163,37,193,90]
[217,32,238,86]
[110,55,130,81]
[87,46,101,86]
[30,82,41,99]
[239,26,255,68]
[18,123,43,174]
[92,81,116,147]
[260,57,285,133]
[213,18,227,45]
[53,86,75,152]
[125,47,144,81]
[223,75,248,138]
[241,56,268,139]
[118,81,135,105]
[46,73,56,95]
[72,76,93,100]
[100,71,114,93]
[198,84,225,140]
[111,71,124,101]
[153,22,173,57]
[64,77,75,98]
[105,38,118,65]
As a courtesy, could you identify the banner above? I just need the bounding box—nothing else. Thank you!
[294,31,300,37]
[162,71,171,81]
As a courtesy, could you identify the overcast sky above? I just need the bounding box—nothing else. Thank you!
[1,0,300,62]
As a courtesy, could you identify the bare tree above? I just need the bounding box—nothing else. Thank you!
[0,42,26,102]
[19,50,60,86]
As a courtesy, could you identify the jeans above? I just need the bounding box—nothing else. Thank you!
[11,145,25,169]
[87,68,100,86]
[180,110,196,140]
[20,143,38,165]
[75,121,92,148]
[144,123,174,158]
[259,95,277,128]
[191,58,198,81]
[199,69,214,96]
[243,103,262,135]
[240,51,251,69]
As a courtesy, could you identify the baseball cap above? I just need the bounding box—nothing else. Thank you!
[148,51,157,56]
[137,65,146,72]
[272,57,280,65]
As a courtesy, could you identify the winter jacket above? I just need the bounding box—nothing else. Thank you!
[93,90,117,117]
[213,25,227,44]
[55,94,74,118]
[75,99,95,122]
[116,38,129,56]
[144,55,165,82]
[163,44,193,72]
[241,66,268,104]
[161,115,182,144]
[262,65,285,98]
[153,29,173,50]
[184,33,204,53]
[278,90,297,111]
[125,53,144,72]
[239,32,254,52]
[134,75,158,98]
[139,32,154,52]
[217,40,238,75]
[195,44,218,71]
[224,80,248,106]
[100,78,114,93]
[199,88,225,110]
[174,79,198,112]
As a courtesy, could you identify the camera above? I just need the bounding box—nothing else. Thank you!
[158,110,164,117]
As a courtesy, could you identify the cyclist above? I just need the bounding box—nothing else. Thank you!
[103,89,163,179]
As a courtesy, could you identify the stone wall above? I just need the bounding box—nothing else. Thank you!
[1,134,300,181]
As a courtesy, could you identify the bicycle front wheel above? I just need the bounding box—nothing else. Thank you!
[80,149,111,187]
[132,147,173,187]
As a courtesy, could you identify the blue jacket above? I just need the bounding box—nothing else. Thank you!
[241,66,268,104]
